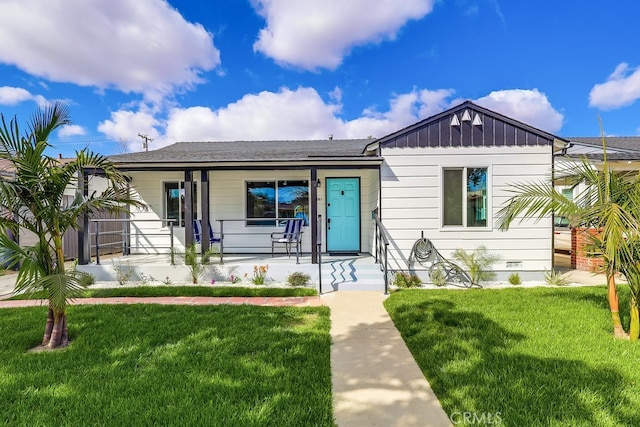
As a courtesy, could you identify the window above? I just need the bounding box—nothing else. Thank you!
[443,167,487,227]
[164,182,197,227]
[246,180,309,226]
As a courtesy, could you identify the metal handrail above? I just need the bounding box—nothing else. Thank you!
[373,210,390,294]
[317,214,322,294]
[90,218,176,265]
[216,218,306,264]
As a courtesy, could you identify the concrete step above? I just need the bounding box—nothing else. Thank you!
[319,260,386,292]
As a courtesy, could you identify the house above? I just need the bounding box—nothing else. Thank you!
[553,136,640,271]
[79,101,567,284]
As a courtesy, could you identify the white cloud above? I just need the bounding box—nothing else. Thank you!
[101,86,564,151]
[98,110,162,149]
[251,0,436,70]
[589,63,640,110]
[0,86,47,106]
[0,0,220,101]
[475,89,564,133]
[57,124,87,138]
[101,86,455,149]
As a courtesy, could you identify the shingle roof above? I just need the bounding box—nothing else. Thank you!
[563,137,640,161]
[567,136,640,153]
[109,139,378,165]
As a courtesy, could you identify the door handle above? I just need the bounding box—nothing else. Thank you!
[327,218,330,230]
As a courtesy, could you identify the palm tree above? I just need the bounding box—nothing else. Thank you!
[0,103,142,349]
[496,135,640,340]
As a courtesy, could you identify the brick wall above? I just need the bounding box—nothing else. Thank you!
[570,227,605,272]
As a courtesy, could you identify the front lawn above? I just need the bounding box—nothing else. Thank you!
[385,286,640,427]
[0,304,332,426]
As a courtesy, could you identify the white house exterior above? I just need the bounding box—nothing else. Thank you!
[370,101,567,280]
[80,101,566,281]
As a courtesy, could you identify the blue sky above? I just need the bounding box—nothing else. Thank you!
[1,0,639,157]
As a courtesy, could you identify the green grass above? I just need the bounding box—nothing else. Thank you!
[385,286,640,427]
[0,304,332,426]
[7,285,317,300]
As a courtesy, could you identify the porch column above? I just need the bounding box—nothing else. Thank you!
[200,170,210,253]
[77,169,90,265]
[184,170,194,247]
[310,168,318,264]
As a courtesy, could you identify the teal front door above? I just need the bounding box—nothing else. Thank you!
[326,177,360,253]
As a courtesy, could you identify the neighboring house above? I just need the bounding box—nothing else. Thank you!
[553,136,640,271]
[91,101,568,280]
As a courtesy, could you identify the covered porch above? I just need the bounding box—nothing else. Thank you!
[78,139,382,263]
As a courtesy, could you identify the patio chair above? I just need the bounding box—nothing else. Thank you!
[193,219,220,244]
[271,218,303,263]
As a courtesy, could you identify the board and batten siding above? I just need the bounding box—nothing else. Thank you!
[380,144,554,278]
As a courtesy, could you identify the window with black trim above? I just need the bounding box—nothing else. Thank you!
[246,180,309,226]
[164,181,197,227]
[443,167,487,227]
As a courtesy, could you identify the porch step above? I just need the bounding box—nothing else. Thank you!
[319,260,385,292]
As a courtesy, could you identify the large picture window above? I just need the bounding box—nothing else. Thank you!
[164,182,197,227]
[246,180,309,226]
[443,167,487,227]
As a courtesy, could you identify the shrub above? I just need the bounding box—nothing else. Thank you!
[544,269,569,286]
[79,272,96,287]
[173,244,218,284]
[452,245,501,286]
[429,265,447,287]
[508,273,522,285]
[287,271,311,287]
[393,271,422,288]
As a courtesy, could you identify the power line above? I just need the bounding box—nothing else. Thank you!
[138,133,153,151]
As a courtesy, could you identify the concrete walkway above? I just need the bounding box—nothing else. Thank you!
[323,291,452,427]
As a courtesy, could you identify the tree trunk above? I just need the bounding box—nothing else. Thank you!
[607,273,628,339]
[630,294,639,342]
[42,307,55,345]
[44,309,69,349]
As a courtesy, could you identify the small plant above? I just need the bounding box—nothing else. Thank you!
[508,272,522,285]
[112,260,132,286]
[287,271,311,287]
[79,272,96,287]
[544,269,569,286]
[229,274,241,284]
[393,271,422,288]
[173,244,218,284]
[452,245,501,286]
[252,265,269,285]
[138,272,152,286]
[161,276,173,285]
[429,265,447,287]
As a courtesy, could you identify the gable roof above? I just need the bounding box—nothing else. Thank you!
[109,139,381,169]
[369,100,566,150]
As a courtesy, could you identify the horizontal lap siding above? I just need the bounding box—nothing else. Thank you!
[128,171,183,253]
[380,145,553,274]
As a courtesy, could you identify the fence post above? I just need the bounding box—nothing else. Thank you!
[95,223,101,265]
[169,222,175,265]
[317,214,322,294]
